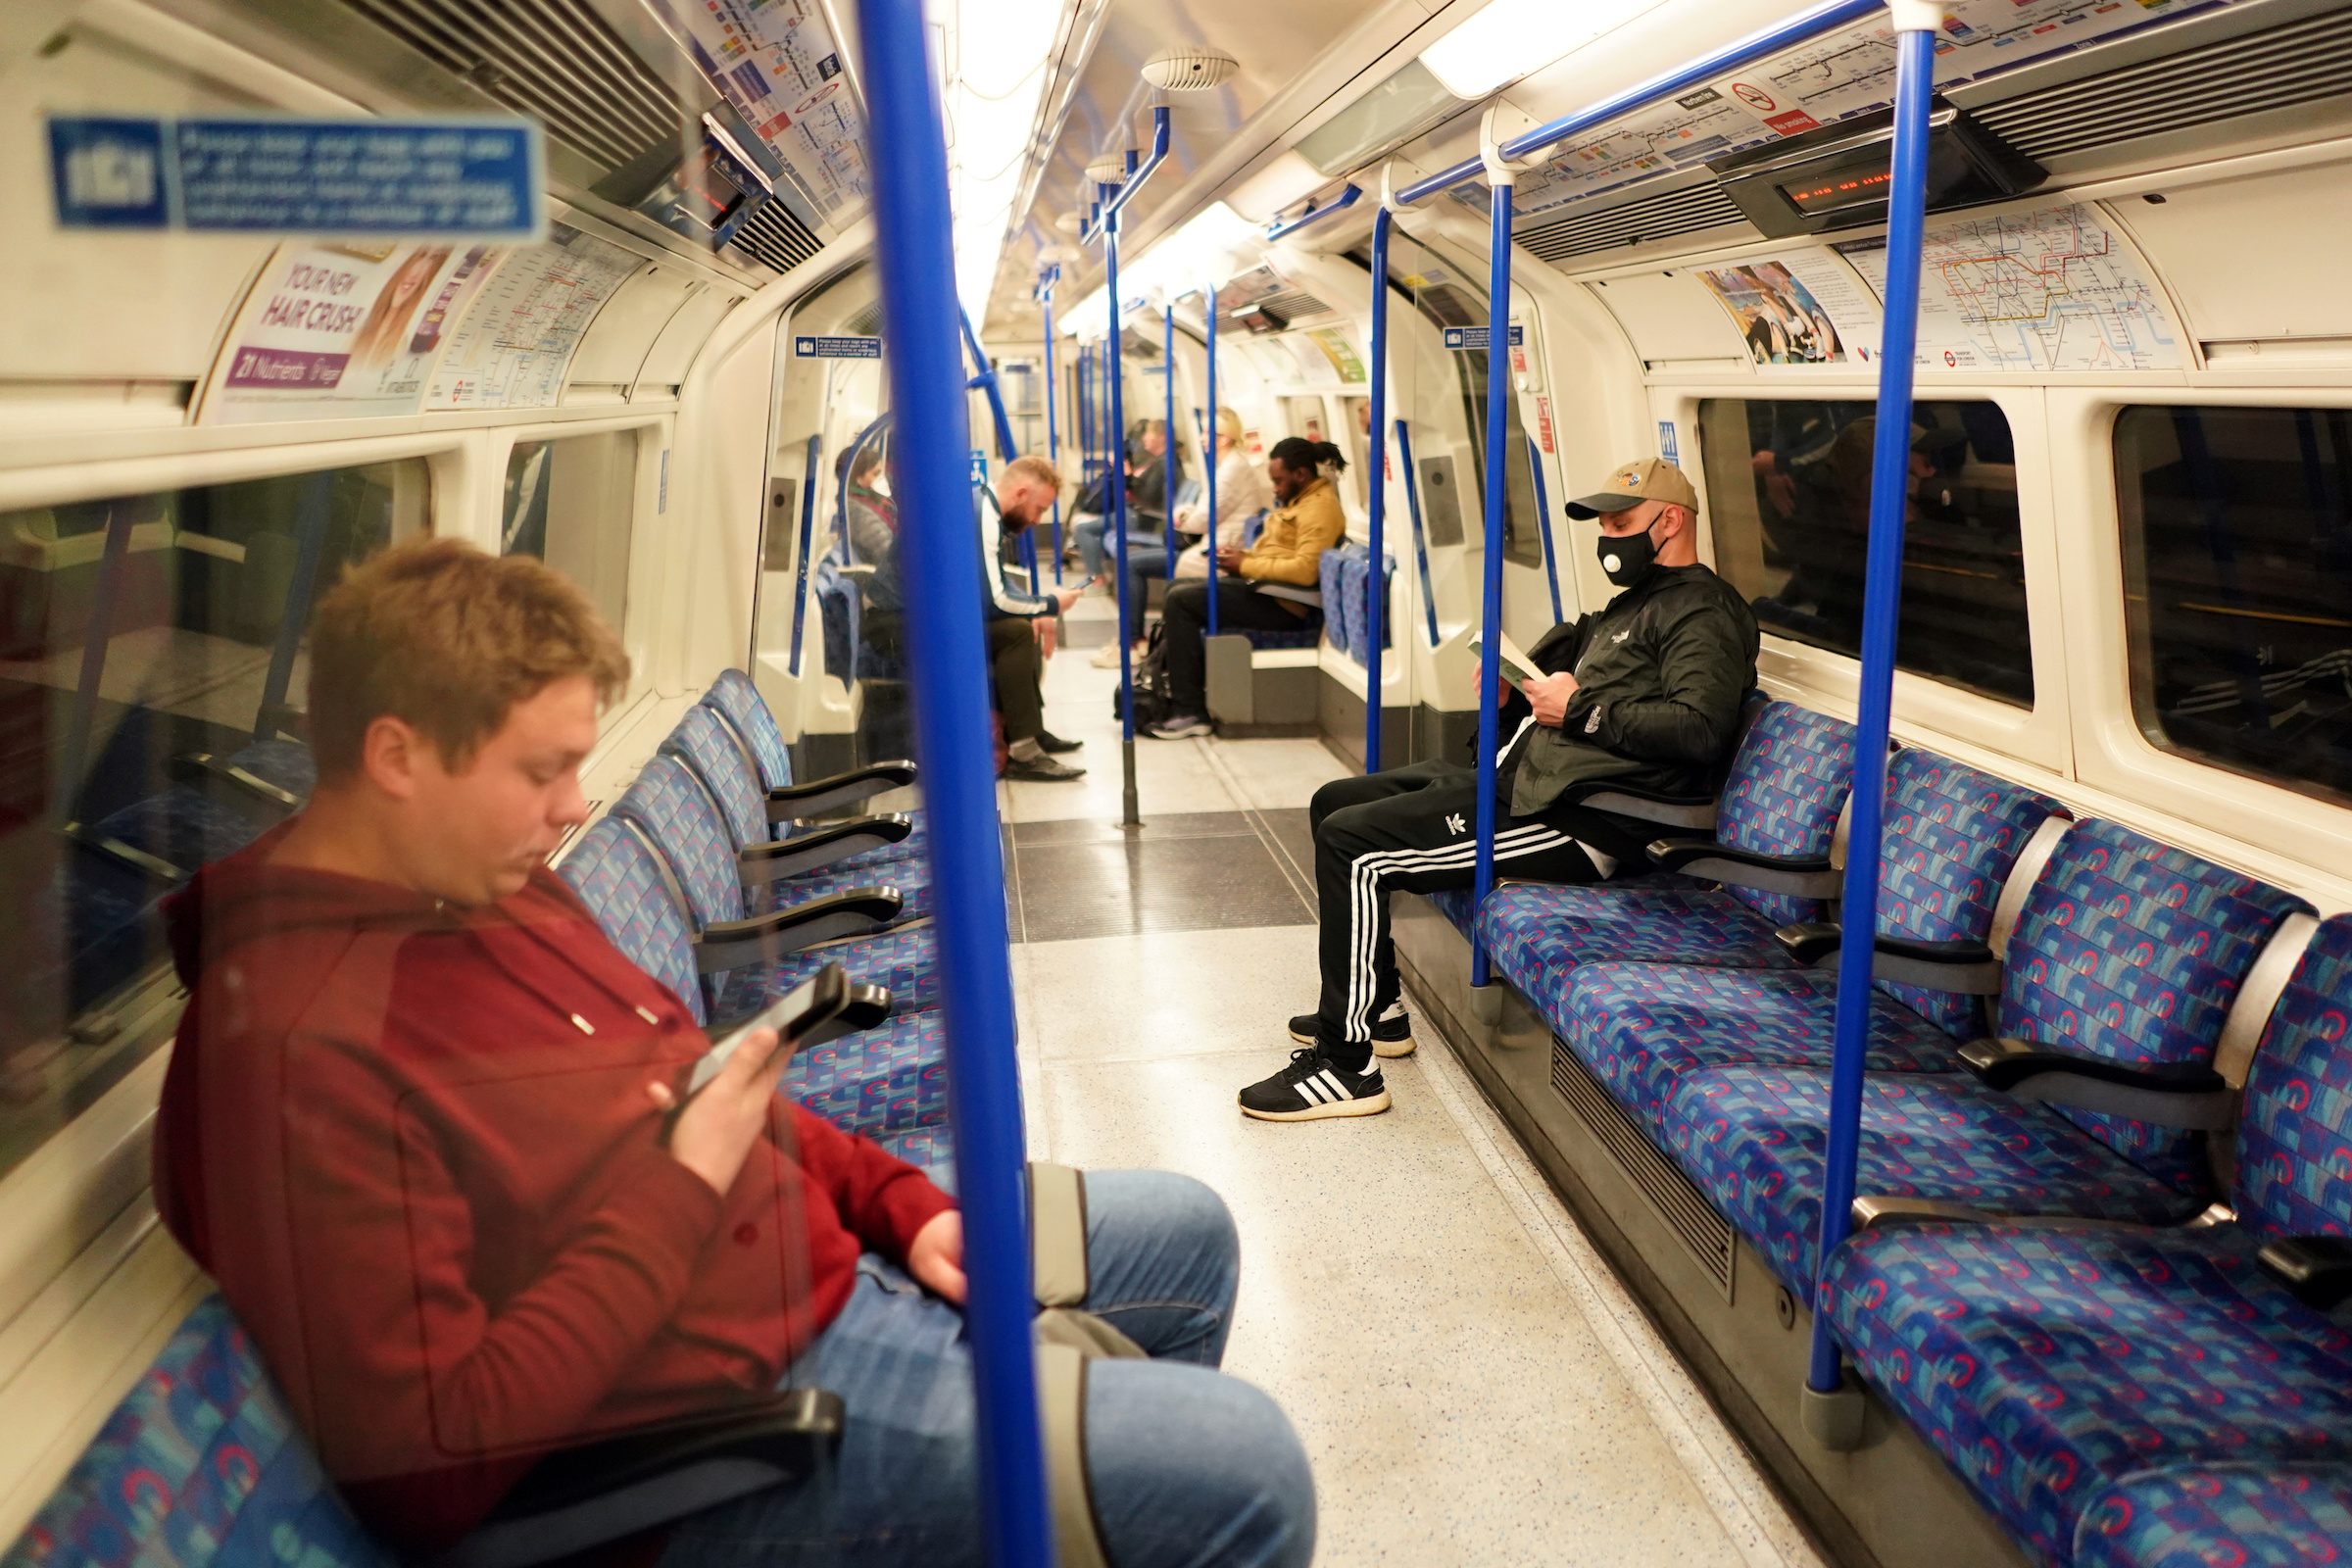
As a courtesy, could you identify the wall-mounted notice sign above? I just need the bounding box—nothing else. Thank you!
[795,335,881,359]
[47,115,543,238]
[196,240,506,423]
[1443,325,1524,351]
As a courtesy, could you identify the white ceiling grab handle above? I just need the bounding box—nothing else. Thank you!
[1885,0,1950,33]
[1478,102,1544,189]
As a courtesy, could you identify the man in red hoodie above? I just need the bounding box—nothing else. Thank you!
[154,538,1311,1566]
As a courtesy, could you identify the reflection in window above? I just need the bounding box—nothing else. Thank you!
[2118,405,2352,808]
[503,431,636,635]
[0,460,425,1176]
[1697,398,2033,708]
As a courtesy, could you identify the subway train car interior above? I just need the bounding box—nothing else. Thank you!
[7,0,2352,1563]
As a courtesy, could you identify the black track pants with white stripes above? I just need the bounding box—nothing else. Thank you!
[1310,760,1607,1066]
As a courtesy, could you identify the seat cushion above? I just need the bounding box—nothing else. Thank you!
[1664,1065,2214,1299]
[1,1295,391,1568]
[1240,622,1322,652]
[873,1125,955,1191]
[1561,962,1958,1134]
[1821,1223,2352,1566]
[2073,1463,2352,1568]
[784,1012,949,1143]
[1479,883,1791,1032]
[716,924,941,1020]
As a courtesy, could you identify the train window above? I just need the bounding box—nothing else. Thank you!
[1696,398,2032,707]
[2117,405,2352,808]
[0,459,425,1178]
[503,432,637,634]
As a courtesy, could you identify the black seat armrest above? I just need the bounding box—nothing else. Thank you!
[764,761,918,822]
[1647,838,1841,901]
[704,983,891,1048]
[443,1388,845,1568]
[694,889,902,972]
[1956,1037,2233,1129]
[1562,781,1718,831]
[64,822,187,884]
[172,752,303,811]
[1772,922,2001,992]
[739,815,915,884]
[2257,1236,2352,1311]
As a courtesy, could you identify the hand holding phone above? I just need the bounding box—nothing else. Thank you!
[650,964,853,1197]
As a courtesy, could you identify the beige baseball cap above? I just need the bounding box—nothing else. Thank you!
[1563,456,1699,520]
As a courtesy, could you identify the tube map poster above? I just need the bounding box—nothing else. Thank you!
[655,0,870,222]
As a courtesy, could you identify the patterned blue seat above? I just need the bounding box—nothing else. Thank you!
[612,756,930,929]
[1475,701,1862,1004]
[2073,1464,2352,1568]
[666,705,922,877]
[81,785,262,881]
[1814,915,2352,1567]
[705,668,929,855]
[1319,545,1351,654]
[557,816,946,1123]
[222,737,318,800]
[1653,818,2312,1299]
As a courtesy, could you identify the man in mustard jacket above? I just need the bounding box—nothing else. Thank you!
[1149,436,1350,739]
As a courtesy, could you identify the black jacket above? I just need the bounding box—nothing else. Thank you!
[1497,564,1758,818]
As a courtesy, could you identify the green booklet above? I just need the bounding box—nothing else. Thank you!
[1468,628,1542,689]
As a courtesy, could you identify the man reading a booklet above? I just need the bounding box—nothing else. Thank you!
[1237,457,1758,1124]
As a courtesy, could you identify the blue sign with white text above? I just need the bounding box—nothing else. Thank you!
[47,115,543,237]
[796,335,884,359]
[1442,325,1524,351]
[1657,420,1681,466]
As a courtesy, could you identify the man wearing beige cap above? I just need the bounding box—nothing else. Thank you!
[1239,455,1757,1122]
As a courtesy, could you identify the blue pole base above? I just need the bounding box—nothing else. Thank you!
[1800,1371,1866,1451]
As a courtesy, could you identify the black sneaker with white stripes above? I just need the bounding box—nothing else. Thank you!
[1287,1010,1415,1059]
[1238,1049,1392,1122]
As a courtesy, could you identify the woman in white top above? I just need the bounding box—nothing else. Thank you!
[1176,407,1275,541]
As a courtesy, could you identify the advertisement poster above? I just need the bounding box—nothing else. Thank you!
[656,0,870,221]
[197,241,503,423]
[425,223,646,411]
[1304,327,1367,383]
[1695,250,1882,366]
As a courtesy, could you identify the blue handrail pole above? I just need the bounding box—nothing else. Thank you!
[960,307,1037,592]
[1393,418,1441,649]
[1264,182,1362,241]
[849,2,1051,1563]
[1080,108,1171,244]
[1392,0,1883,208]
[1468,128,1516,994]
[1203,283,1221,636]
[1162,300,1178,580]
[1807,4,1940,1396]
[1363,203,1394,773]
[835,413,892,570]
[1106,209,1141,826]
[1042,277,1063,583]
[786,431,822,676]
[1527,428,1563,624]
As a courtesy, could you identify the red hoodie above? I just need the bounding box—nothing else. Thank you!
[152,823,955,1555]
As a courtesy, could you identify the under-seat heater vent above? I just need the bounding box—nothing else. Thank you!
[1549,1036,1735,1300]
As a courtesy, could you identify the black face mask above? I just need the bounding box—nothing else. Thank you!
[1595,517,1661,587]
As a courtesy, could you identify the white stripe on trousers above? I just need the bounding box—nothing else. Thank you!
[1344,824,1574,1041]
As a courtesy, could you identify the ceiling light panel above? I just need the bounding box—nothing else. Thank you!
[1420,0,1668,100]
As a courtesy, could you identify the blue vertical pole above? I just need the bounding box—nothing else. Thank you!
[1204,284,1221,637]
[1044,288,1063,583]
[1393,418,1442,650]
[1808,12,1937,1395]
[1108,216,1140,826]
[1469,172,1514,992]
[786,433,822,676]
[1364,207,1392,773]
[1162,302,1179,581]
[1527,433,1563,624]
[849,3,1050,1563]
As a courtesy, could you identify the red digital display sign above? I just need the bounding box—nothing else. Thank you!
[1780,167,1893,216]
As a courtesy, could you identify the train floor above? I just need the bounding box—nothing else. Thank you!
[998,592,1826,1568]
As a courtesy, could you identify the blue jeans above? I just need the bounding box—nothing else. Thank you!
[659,1170,1314,1568]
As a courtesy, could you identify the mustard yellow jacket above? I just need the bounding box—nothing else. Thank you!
[1239,475,1347,609]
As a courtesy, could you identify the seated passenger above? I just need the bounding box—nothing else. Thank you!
[1237,456,1758,1120]
[978,454,1087,779]
[151,538,1313,1566]
[1170,406,1277,579]
[841,444,904,664]
[1148,437,1350,741]
[1080,422,1185,667]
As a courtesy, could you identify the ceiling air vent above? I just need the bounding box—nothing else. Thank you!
[1519,180,1748,265]
[1972,6,2352,162]
[731,199,827,276]
[334,0,687,175]
[1255,287,1334,322]
[840,302,884,338]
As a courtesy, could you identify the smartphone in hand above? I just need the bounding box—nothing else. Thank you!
[678,962,853,1103]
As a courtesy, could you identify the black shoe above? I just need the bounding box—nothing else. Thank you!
[1288,1010,1416,1059]
[1037,730,1084,755]
[1238,1049,1392,1122]
[1004,753,1086,781]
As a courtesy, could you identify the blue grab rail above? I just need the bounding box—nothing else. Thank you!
[1040,270,1064,583]
[849,3,1053,1565]
[1082,107,1172,245]
[1105,206,1140,825]
[785,432,822,676]
[1203,285,1220,636]
[1468,158,1513,994]
[960,307,1036,592]
[1162,299,1179,581]
[1392,418,1441,650]
[1809,9,1938,1398]
[1527,428,1563,625]
[1363,205,1394,773]
[835,414,891,568]
[1265,183,1361,241]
